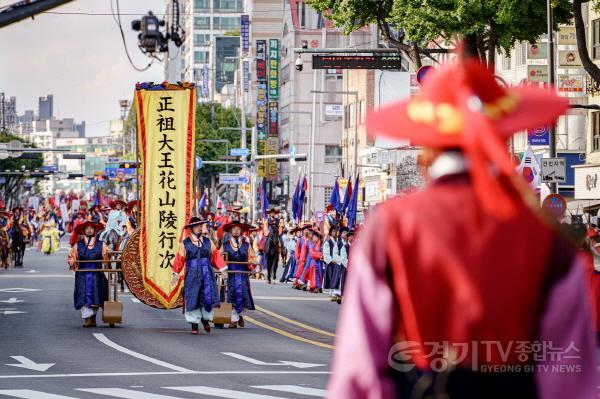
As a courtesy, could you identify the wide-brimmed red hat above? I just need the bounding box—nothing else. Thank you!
[367,56,568,219]
[126,200,139,212]
[110,200,127,210]
[223,220,251,233]
[11,207,22,213]
[204,211,215,219]
[0,211,12,218]
[74,221,104,236]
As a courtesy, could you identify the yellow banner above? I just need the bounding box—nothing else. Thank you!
[135,84,196,308]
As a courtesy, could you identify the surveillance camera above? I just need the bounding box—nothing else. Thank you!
[295,57,304,72]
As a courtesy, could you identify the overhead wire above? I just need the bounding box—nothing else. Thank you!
[109,0,154,72]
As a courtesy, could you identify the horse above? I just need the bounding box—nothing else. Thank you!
[0,230,10,269]
[11,225,26,267]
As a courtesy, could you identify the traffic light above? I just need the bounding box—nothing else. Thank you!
[119,162,138,169]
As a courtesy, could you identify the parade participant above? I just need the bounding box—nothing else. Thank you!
[264,207,283,283]
[0,211,10,229]
[99,200,127,245]
[589,232,600,332]
[322,225,339,297]
[89,205,102,223]
[67,221,108,327]
[172,217,221,334]
[40,212,60,255]
[327,53,595,398]
[279,227,299,283]
[331,227,350,304]
[221,221,255,327]
[305,229,323,293]
[69,211,87,247]
[125,201,139,235]
[292,224,312,289]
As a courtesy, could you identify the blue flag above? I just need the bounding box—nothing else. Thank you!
[198,191,207,212]
[347,174,360,228]
[341,179,353,214]
[291,177,300,221]
[329,178,342,213]
[298,176,307,222]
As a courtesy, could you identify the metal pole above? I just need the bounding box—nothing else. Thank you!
[308,68,318,217]
[547,0,557,194]
[353,93,358,177]
[250,126,257,224]
[239,50,247,151]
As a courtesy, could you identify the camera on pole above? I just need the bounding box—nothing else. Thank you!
[132,12,167,54]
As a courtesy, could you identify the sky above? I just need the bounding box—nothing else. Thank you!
[0,0,165,136]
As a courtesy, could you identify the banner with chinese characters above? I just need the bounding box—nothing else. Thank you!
[135,83,196,309]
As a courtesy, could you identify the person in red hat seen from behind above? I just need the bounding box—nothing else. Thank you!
[327,50,596,398]
[67,221,108,327]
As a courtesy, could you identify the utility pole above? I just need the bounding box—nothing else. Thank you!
[308,69,318,217]
[547,0,557,194]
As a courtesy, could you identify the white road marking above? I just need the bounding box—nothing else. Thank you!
[0,275,72,279]
[130,298,141,303]
[77,388,184,399]
[221,353,324,369]
[0,310,26,315]
[0,371,331,379]
[252,386,326,397]
[253,296,330,301]
[0,390,79,399]
[165,386,289,399]
[0,288,41,293]
[92,333,193,373]
[0,298,22,303]
[5,356,55,372]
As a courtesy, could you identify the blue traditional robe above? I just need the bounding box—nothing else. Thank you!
[73,239,108,310]
[222,239,255,314]
[182,236,219,316]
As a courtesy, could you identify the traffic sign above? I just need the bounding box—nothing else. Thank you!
[541,157,566,183]
[219,173,250,185]
[195,156,203,170]
[542,194,567,217]
[312,55,404,70]
[416,66,435,85]
[230,148,249,157]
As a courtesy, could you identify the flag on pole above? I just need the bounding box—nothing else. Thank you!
[342,179,353,214]
[261,180,269,218]
[93,188,102,207]
[198,191,207,213]
[518,145,541,189]
[216,196,224,211]
[347,174,360,228]
[291,177,300,221]
[329,178,342,213]
[298,176,308,222]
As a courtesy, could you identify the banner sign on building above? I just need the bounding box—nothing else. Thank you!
[558,50,582,67]
[557,74,585,93]
[134,82,196,309]
[268,39,280,100]
[257,140,266,177]
[268,101,278,137]
[266,137,279,181]
[558,26,577,45]
[256,40,267,82]
[243,60,250,93]
[256,83,268,140]
[527,65,549,83]
[527,125,550,146]
[240,15,250,54]
[527,43,548,60]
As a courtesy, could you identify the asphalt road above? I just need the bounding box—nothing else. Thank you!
[0,240,340,399]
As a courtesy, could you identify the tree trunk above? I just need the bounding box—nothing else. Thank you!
[574,0,600,83]
[411,43,422,69]
[487,30,497,71]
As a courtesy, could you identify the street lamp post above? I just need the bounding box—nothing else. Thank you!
[547,0,557,194]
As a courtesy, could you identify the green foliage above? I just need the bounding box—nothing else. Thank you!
[195,103,251,186]
[308,0,573,61]
[0,131,43,171]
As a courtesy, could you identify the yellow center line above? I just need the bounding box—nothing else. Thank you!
[254,305,336,337]
[245,316,335,350]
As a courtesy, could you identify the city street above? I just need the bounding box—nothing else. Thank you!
[0,240,337,399]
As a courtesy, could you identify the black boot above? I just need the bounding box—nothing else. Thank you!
[191,323,199,334]
[201,319,211,334]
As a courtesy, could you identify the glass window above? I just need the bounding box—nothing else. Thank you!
[194,51,209,63]
[213,0,243,12]
[213,16,240,30]
[502,55,511,70]
[593,19,600,60]
[194,34,211,46]
[194,17,210,29]
[593,112,600,151]
[324,187,332,204]
[194,0,209,10]
[325,145,342,163]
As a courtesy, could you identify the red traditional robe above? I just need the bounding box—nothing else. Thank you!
[327,162,596,399]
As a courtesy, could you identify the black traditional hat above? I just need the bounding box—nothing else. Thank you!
[184,216,208,229]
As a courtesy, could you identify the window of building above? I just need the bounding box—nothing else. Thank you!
[194,51,209,63]
[194,34,211,46]
[324,187,332,205]
[359,99,366,124]
[213,16,240,30]
[194,0,209,10]
[281,64,290,85]
[593,112,600,151]
[502,55,511,70]
[516,42,526,66]
[194,17,210,29]
[213,0,243,12]
[593,19,600,60]
[325,145,343,163]
[300,2,306,28]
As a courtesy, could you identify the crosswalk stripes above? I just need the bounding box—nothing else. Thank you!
[0,385,326,399]
[251,386,326,397]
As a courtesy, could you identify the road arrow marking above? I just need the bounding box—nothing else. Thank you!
[25,270,38,274]
[0,298,23,304]
[6,356,55,372]
[221,352,324,369]
[0,288,41,293]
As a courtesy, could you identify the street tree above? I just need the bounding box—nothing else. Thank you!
[574,0,600,83]
[307,0,572,69]
[0,131,43,208]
